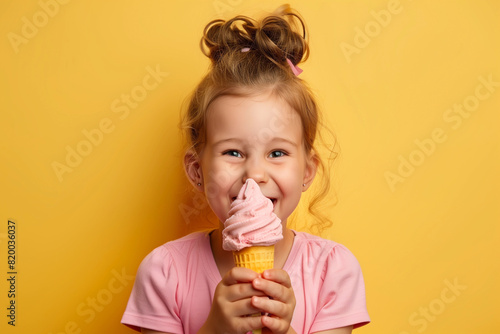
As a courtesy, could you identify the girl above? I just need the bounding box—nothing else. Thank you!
[122,5,370,334]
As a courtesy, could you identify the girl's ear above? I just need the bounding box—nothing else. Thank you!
[302,151,319,191]
[184,150,204,191]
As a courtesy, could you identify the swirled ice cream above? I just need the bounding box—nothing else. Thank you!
[222,179,283,252]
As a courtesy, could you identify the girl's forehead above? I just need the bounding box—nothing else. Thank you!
[208,93,299,121]
[206,94,303,139]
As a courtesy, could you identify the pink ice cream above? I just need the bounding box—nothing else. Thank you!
[222,179,283,252]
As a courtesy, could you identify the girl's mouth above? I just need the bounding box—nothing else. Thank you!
[230,197,277,208]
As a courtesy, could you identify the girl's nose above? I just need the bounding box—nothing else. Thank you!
[242,158,268,184]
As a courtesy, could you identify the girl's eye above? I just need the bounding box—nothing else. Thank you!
[269,150,287,158]
[223,150,242,158]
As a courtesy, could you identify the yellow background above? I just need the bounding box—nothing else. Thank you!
[1,0,499,333]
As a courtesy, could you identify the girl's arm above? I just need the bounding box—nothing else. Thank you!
[313,326,353,334]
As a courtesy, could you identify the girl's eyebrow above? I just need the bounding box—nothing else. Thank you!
[273,137,299,147]
[212,138,243,146]
[212,137,298,147]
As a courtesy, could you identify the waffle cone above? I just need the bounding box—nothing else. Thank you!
[233,245,275,273]
[233,245,275,334]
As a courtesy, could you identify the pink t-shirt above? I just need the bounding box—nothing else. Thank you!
[121,230,370,333]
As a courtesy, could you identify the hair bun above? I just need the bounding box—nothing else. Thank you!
[201,17,254,63]
[201,4,309,70]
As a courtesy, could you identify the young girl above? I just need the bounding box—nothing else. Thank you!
[122,5,370,334]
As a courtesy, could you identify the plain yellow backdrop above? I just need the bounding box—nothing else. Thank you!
[1,0,499,333]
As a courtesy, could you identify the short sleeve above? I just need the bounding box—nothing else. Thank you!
[310,244,370,332]
[121,245,184,333]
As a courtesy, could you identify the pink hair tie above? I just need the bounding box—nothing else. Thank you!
[241,47,251,52]
[286,58,303,76]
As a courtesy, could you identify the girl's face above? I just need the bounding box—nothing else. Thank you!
[187,92,317,225]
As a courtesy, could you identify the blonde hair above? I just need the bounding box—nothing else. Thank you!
[181,5,336,230]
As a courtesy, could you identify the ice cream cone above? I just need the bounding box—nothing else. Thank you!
[233,245,275,273]
[233,245,274,334]
[223,180,282,334]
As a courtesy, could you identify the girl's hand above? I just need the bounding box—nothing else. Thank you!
[199,267,266,334]
[252,269,296,334]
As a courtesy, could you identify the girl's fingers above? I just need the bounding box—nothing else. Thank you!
[252,277,293,303]
[251,296,288,318]
[261,314,288,334]
[219,267,266,303]
[231,298,264,317]
[222,297,266,332]
[222,267,260,286]
[226,282,267,302]
[250,269,296,328]
[243,316,266,333]
[262,269,292,288]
